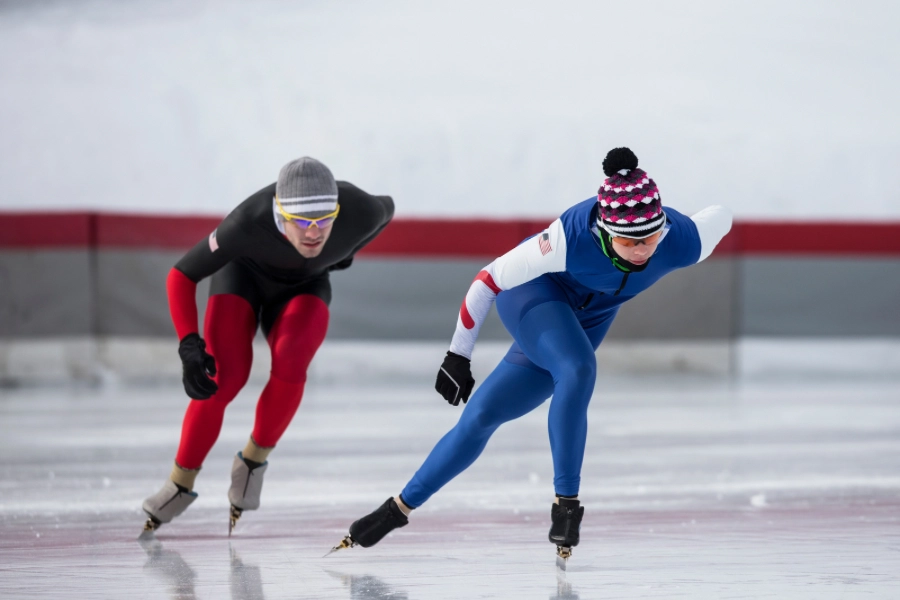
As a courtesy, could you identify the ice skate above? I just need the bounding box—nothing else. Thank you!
[141,480,198,535]
[326,497,409,556]
[227,452,268,535]
[549,498,583,570]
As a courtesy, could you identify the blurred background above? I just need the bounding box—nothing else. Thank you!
[1,0,899,385]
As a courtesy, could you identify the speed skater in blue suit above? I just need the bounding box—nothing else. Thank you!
[332,147,733,558]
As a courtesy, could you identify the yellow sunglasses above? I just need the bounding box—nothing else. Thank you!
[275,196,340,229]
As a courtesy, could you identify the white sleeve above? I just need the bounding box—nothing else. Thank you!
[448,219,568,359]
[691,205,733,262]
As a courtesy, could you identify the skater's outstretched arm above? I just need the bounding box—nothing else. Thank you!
[690,205,733,262]
[448,218,568,360]
[435,219,567,405]
[166,215,248,399]
[167,215,247,340]
[334,191,395,266]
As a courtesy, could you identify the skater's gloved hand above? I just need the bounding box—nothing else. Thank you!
[435,351,475,406]
[178,333,218,400]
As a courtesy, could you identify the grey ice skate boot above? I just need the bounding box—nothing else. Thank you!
[227,452,268,535]
[142,480,198,534]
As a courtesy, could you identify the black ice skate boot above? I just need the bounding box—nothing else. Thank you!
[327,497,409,555]
[549,497,583,566]
[350,497,409,547]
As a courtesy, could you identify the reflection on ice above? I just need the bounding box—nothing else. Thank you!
[1,378,899,599]
[552,572,580,600]
[139,537,197,600]
[139,538,268,600]
[230,545,266,600]
[325,570,408,600]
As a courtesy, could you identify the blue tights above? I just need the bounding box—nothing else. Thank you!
[401,285,615,507]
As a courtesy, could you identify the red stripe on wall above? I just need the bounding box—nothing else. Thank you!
[728,222,900,256]
[95,214,221,249]
[1,212,899,256]
[359,218,549,258]
[0,212,94,248]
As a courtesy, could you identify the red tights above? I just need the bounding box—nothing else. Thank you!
[175,294,329,469]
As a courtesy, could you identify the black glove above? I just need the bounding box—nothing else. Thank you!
[178,333,218,400]
[435,351,475,406]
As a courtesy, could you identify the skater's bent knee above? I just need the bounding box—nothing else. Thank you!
[554,356,595,385]
[209,369,251,402]
[459,406,507,434]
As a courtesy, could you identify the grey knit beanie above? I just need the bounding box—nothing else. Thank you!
[275,157,338,218]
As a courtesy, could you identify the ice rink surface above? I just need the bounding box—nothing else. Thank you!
[2,370,899,599]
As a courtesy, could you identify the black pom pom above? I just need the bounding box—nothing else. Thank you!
[602,147,639,177]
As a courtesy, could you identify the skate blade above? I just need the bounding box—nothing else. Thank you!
[229,505,243,537]
[556,546,572,571]
[323,535,357,557]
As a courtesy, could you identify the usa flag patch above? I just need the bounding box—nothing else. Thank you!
[538,232,552,255]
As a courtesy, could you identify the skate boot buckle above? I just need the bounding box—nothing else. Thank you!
[323,535,358,557]
[556,545,573,571]
[142,516,161,533]
[229,505,243,536]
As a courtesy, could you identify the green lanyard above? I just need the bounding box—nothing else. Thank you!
[595,226,632,273]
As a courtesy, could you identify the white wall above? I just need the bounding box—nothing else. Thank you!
[2,0,898,219]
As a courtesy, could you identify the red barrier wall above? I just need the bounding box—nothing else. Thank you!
[2,212,899,256]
